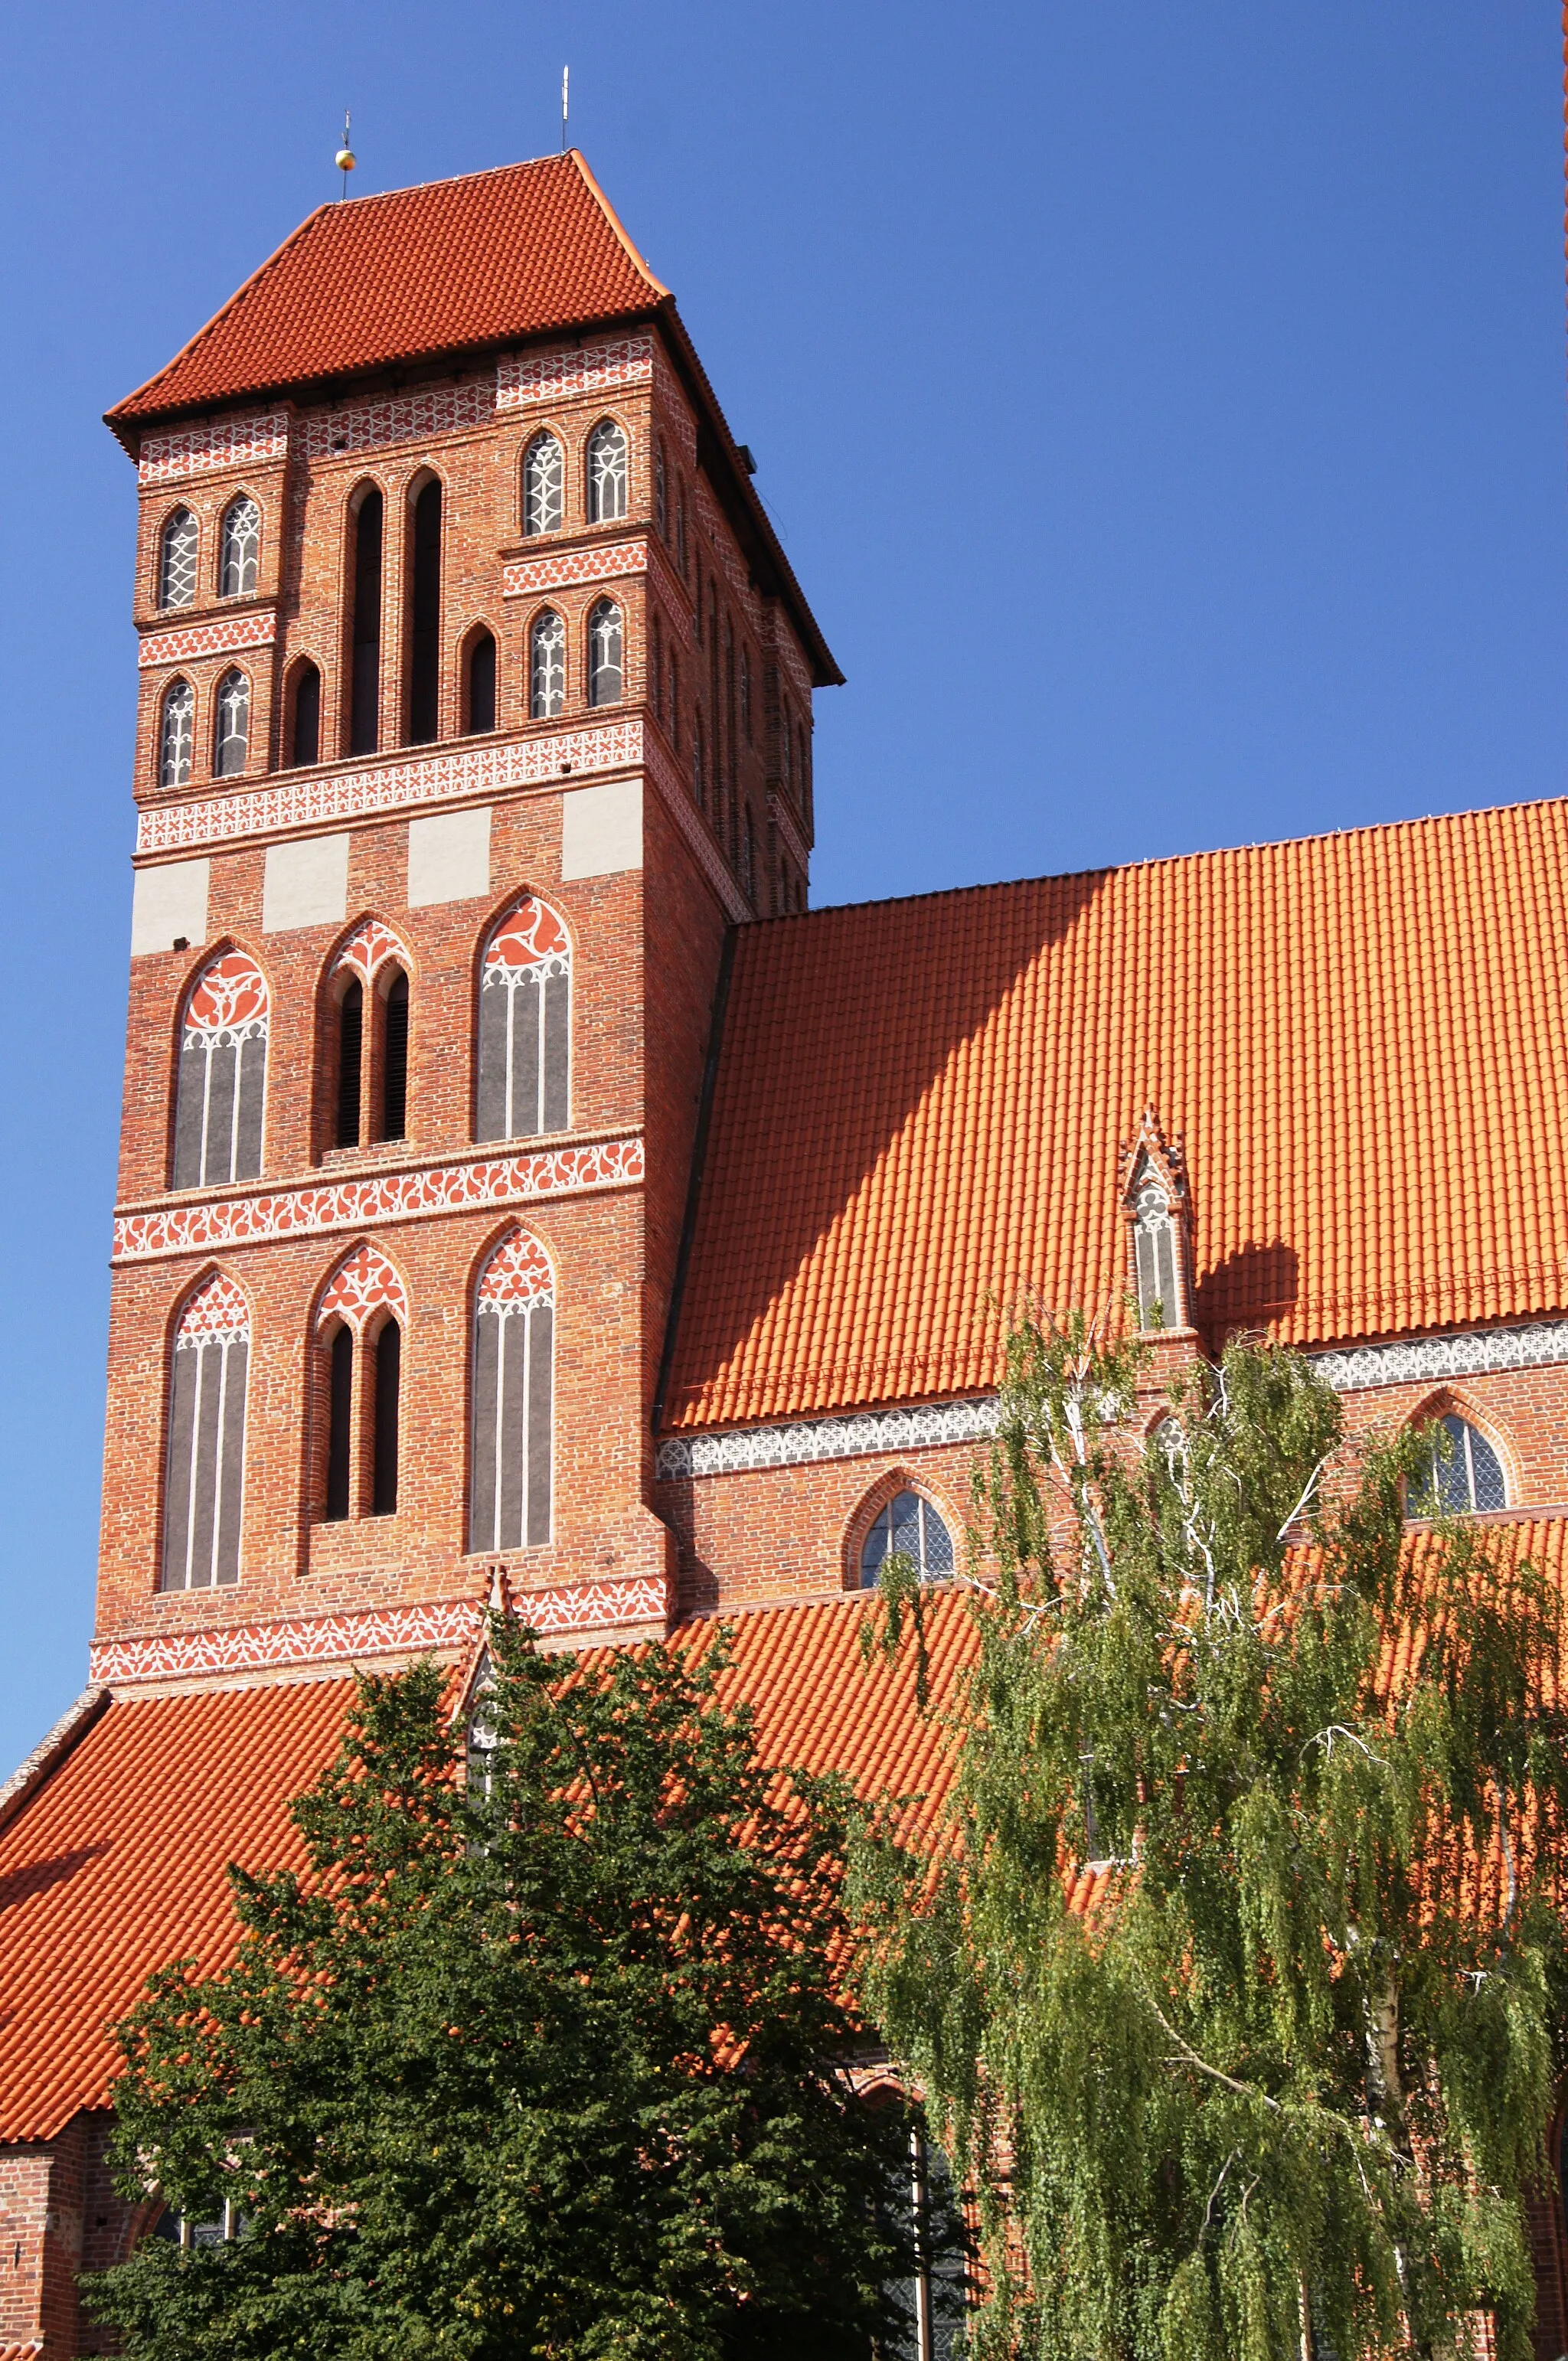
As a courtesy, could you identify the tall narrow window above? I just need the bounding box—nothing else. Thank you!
[470,1229,554,1553]
[159,508,198,609]
[530,608,565,719]
[586,419,628,523]
[1132,1174,1181,1330]
[316,1243,408,1523]
[325,1324,353,1520]
[676,482,688,579]
[159,678,195,789]
[379,971,409,1141]
[466,629,497,733]
[522,432,564,536]
[655,440,668,540]
[587,598,622,707]
[372,1320,401,1514]
[219,495,260,598]
[476,897,571,1141]
[668,651,680,750]
[173,951,268,1189]
[213,668,250,777]
[348,487,383,756]
[336,981,363,1146]
[407,477,442,745]
[289,661,321,766]
[740,807,756,901]
[1411,1413,1508,1516]
[162,1272,249,1590]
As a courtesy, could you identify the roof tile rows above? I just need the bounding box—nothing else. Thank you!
[108,153,663,427]
[665,798,1568,1429]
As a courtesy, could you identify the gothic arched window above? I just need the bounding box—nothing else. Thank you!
[317,1243,407,1522]
[348,484,384,756]
[586,419,629,524]
[858,1491,956,1589]
[162,1272,250,1590]
[1132,1172,1181,1330]
[1411,1413,1508,1517]
[466,629,497,733]
[173,949,269,1188]
[522,432,564,537]
[471,1229,554,1552]
[328,919,411,1151]
[219,495,260,598]
[476,896,570,1140]
[158,507,198,609]
[407,475,443,746]
[158,678,195,789]
[530,609,565,720]
[587,598,622,707]
[740,645,752,743]
[289,660,321,766]
[213,669,250,778]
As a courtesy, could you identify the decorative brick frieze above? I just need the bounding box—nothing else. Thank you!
[643,730,752,923]
[503,538,646,599]
[138,607,277,669]
[768,789,811,876]
[138,410,289,485]
[90,1573,671,1687]
[1313,1319,1568,1393]
[656,1395,1002,1481]
[111,1135,645,1264]
[495,333,655,410]
[298,376,495,462]
[135,719,645,856]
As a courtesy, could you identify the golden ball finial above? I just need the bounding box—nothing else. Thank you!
[335,145,357,173]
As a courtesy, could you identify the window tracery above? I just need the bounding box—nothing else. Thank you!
[219,495,260,598]
[858,1490,955,1588]
[162,1271,249,1590]
[587,597,622,707]
[530,608,565,720]
[522,432,564,537]
[158,507,198,609]
[1411,1412,1508,1516]
[586,418,629,523]
[470,1229,554,1552]
[476,896,570,1141]
[317,1243,407,1521]
[173,949,268,1189]
[213,668,250,777]
[158,678,194,789]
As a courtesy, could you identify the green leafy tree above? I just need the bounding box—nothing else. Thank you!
[851,1319,1568,2361]
[87,1623,921,2360]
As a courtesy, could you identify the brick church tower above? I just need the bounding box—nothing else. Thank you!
[93,151,835,1683]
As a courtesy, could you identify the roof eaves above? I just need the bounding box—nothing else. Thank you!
[569,148,671,300]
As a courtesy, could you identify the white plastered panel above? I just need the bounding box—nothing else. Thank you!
[262,834,351,932]
[130,859,210,958]
[407,806,492,906]
[560,779,642,880]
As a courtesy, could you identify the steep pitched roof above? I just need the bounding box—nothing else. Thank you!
[665,797,1568,1430]
[107,153,664,428]
[0,1596,975,2144]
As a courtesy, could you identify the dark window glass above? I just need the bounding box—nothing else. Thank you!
[407,478,442,745]
[860,1492,956,1588]
[291,662,321,766]
[470,1236,554,1551]
[159,678,195,790]
[531,609,565,719]
[349,489,383,756]
[337,981,364,1148]
[213,669,250,778]
[325,1324,353,1520]
[586,419,629,524]
[476,903,571,1142]
[379,972,409,1142]
[372,1321,400,1514]
[1411,1412,1508,1516]
[467,629,497,733]
[159,508,198,609]
[220,495,261,598]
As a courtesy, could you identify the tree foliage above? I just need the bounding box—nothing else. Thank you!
[87,1623,918,2360]
[851,1321,1568,2361]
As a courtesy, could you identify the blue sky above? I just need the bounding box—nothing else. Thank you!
[0,2,1563,1768]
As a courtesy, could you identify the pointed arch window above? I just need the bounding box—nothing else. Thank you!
[158,678,195,789]
[158,507,198,609]
[174,950,268,1188]
[289,660,321,766]
[522,432,564,536]
[1132,1175,1180,1330]
[470,1230,554,1553]
[162,1272,249,1590]
[317,1243,407,1522]
[858,1491,955,1588]
[466,629,497,733]
[476,897,570,1141]
[586,419,629,524]
[1411,1413,1508,1516]
[213,668,250,777]
[219,495,260,598]
[587,598,622,707]
[407,475,443,745]
[328,920,411,1151]
[530,608,565,720]
[348,485,384,756]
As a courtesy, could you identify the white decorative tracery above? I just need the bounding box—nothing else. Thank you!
[588,598,623,707]
[477,897,571,1141]
[472,1229,555,1552]
[317,1242,408,1336]
[219,495,260,598]
[159,508,198,609]
[164,1271,250,1591]
[530,608,566,719]
[332,917,407,987]
[158,679,194,789]
[522,432,564,537]
[213,669,250,778]
[174,949,269,1190]
[586,419,629,524]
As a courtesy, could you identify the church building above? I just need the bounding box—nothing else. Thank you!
[4,147,1568,2356]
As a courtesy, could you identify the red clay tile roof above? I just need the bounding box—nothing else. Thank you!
[665,798,1568,1429]
[108,153,664,428]
[0,1597,975,2143]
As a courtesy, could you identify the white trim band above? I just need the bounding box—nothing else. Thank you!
[655,1396,1001,1481]
[1312,1319,1568,1393]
